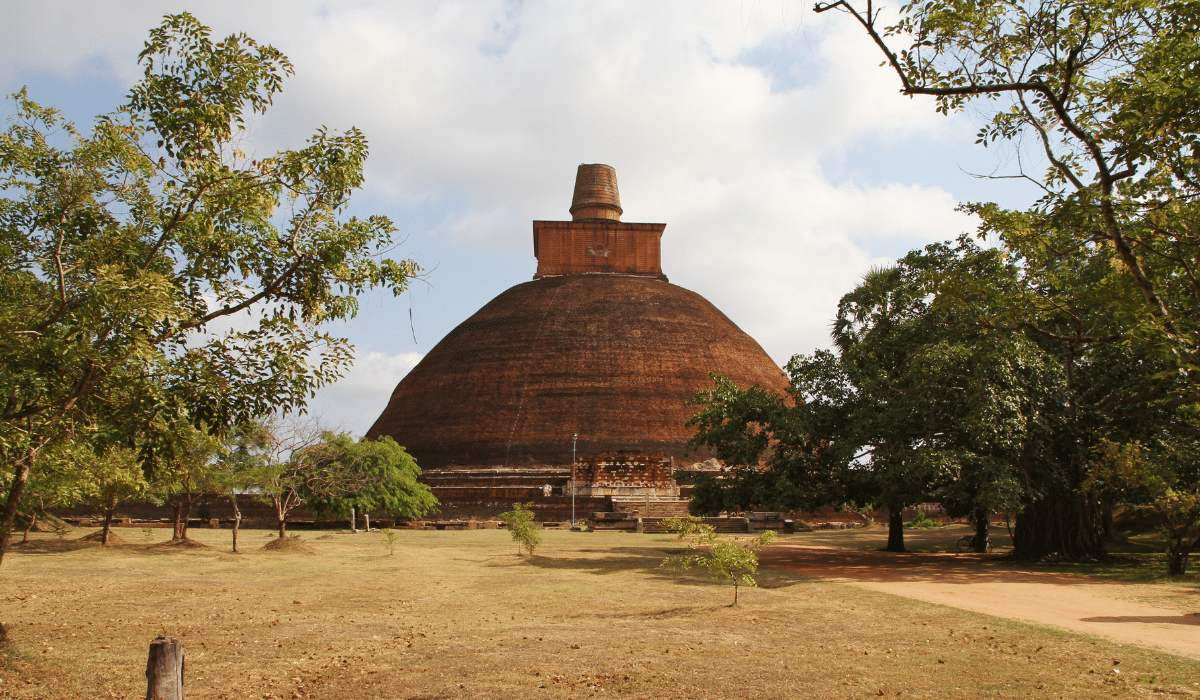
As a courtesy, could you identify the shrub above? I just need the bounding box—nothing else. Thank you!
[661,518,777,606]
[905,511,940,528]
[499,502,542,556]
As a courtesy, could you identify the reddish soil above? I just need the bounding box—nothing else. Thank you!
[761,542,1200,660]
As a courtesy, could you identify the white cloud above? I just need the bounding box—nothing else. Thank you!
[3,1,1018,418]
[306,351,424,435]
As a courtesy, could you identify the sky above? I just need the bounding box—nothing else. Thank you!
[1,1,1043,434]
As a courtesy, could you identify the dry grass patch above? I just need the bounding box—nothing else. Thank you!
[0,527,1197,699]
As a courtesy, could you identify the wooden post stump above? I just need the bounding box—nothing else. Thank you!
[145,636,184,700]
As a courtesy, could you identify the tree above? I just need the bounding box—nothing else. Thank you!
[247,415,328,539]
[216,422,271,553]
[660,515,777,606]
[813,0,1200,559]
[690,243,1064,554]
[245,419,438,539]
[11,451,85,545]
[809,0,1200,562]
[66,445,148,546]
[154,424,225,541]
[1090,438,1200,575]
[303,433,438,528]
[499,502,542,556]
[0,13,417,566]
[812,1,1200,360]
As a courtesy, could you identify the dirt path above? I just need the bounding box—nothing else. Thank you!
[761,543,1200,659]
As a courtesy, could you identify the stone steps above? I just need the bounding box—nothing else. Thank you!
[609,497,691,519]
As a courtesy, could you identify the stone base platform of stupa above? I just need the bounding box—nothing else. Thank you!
[416,451,694,522]
[417,467,596,521]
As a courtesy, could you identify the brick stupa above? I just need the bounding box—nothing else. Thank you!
[366,165,789,517]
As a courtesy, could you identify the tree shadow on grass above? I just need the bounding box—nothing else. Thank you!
[1080,614,1200,625]
[761,544,1200,591]
[7,539,100,555]
[510,545,808,592]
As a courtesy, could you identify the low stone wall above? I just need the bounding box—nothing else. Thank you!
[430,495,611,522]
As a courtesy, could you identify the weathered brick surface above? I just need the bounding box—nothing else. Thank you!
[532,220,666,278]
[577,451,674,488]
[569,163,623,221]
[366,273,790,470]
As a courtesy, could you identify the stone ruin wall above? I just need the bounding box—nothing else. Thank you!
[574,451,680,497]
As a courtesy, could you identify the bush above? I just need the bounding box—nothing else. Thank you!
[499,502,542,556]
[905,511,940,528]
[661,517,777,606]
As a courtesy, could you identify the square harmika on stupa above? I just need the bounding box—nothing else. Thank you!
[366,164,789,519]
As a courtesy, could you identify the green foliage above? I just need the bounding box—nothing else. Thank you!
[238,418,437,538]
[499,502,542,556]
[381,528,398,555]
[689,243,1036,552]
[660,515,715,542]
[1089,439,1200,575]
[153,422,227,539]
[49,443,148,544]
[0,12,417,564]
[661,518,777,606]
[303,434,438,522]
[811,0,1200,566]
[905,511,940,529]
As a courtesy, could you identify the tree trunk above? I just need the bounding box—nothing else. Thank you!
[274,497,287,539]
[1166,541,1190,576]
[1012,496,1107,561]
[1164,518,1198,577]
[973,507,989,553]
[171,501,184,541]
[101,496,117,546]
[145,636,184,700]
[22,510,37,544]
[0,457,34,569]
[886,510,906,552]
[229,493,241,554]
[178,492,194,540]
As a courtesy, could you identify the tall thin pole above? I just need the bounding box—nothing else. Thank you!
[571,433,578,527]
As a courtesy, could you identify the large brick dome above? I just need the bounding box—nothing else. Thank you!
[365,273,788,468]
[366,164,789,472]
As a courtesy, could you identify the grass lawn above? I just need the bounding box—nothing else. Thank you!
[1,526,1198,699]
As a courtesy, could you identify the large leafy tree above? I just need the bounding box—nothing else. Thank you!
[812,0,1200,563]
[0,13,417,566]
[812,0,1200,357]
[152,423,226,542]
[929,234,1193,559]
[691,244,1038,552]
[303,433,438,529]
[245,418,438,539]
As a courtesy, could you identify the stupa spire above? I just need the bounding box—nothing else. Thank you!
[569,164,623,221]
[532,164,666,279]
